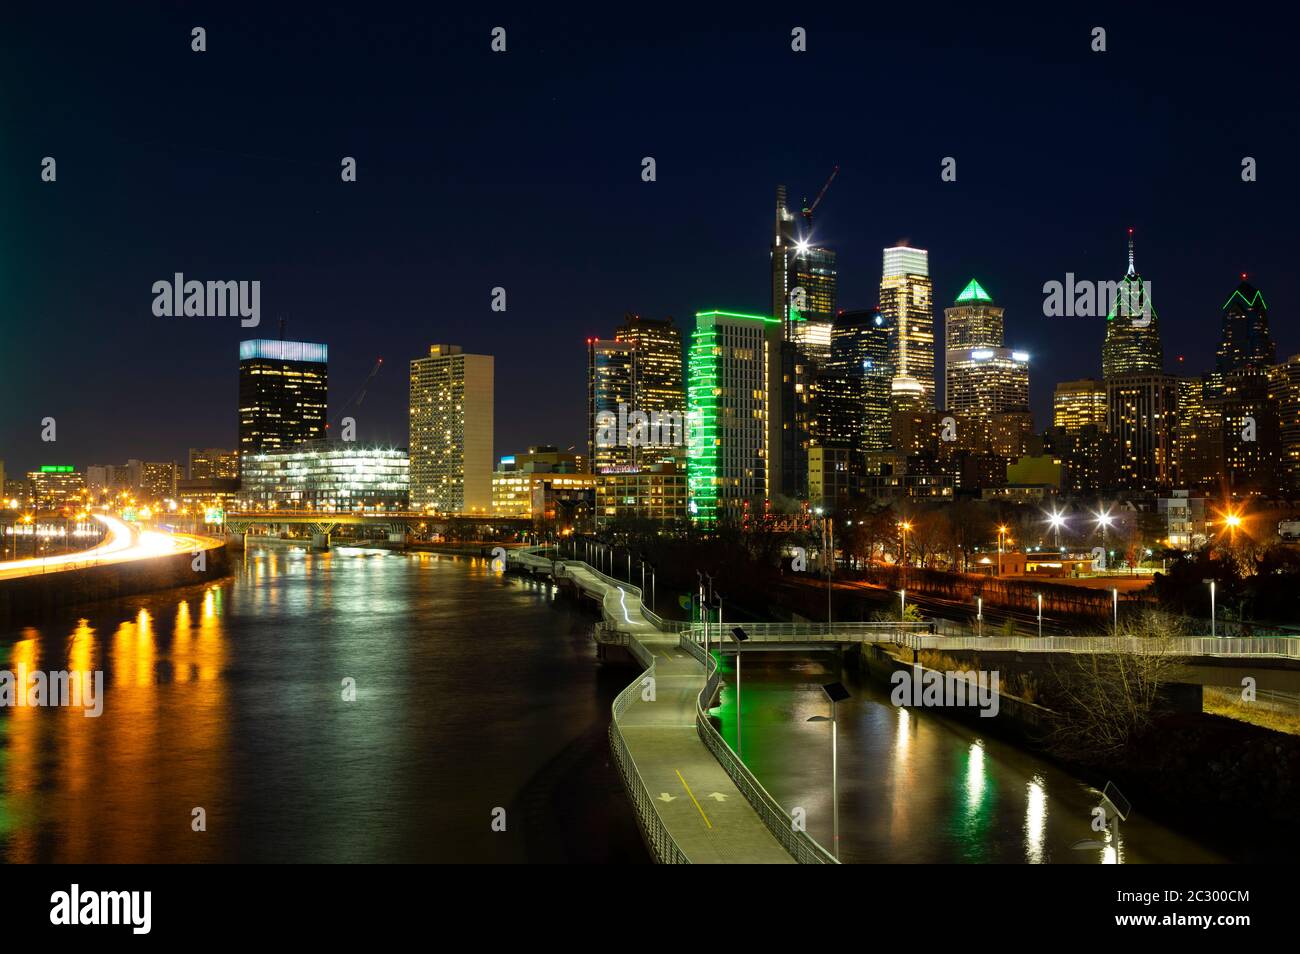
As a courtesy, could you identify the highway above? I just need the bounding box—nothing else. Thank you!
[0,514,220,580]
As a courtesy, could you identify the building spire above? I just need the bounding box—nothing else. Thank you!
[1126,227,1135,276]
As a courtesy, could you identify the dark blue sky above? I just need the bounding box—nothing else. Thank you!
[4,3,1298,474]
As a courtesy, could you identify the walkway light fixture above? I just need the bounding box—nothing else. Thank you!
[806,681,850,860]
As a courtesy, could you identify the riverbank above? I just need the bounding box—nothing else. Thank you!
[0,544,232,627]
[850,641,1298,863]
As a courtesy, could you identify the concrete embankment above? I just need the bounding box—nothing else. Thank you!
[0,545,232,626]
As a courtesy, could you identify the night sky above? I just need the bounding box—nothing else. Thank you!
[4,4,1298,475]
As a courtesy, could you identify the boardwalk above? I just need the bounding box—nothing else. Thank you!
[512,551,804,863]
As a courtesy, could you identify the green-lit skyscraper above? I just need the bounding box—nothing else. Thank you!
[1101,230,1163,379]
[686,310,782,524]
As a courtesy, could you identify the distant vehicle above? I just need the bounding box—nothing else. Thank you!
[1279,520,1300,540]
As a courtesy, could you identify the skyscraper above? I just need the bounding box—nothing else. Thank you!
[1107,372,1176,490]
[879,246,935,411]
[615,313,685,465]
[1270,354,1300,493]
[820,308,894,454]
[409,344,494,513]
[1210,277,1275,397]
[686,310,781,524]
[1218,371,1280,496]
[770,186,837,365]
[1053,379,1108,433]
[238,339,329,456]
[1173,376,1222,491]
[587,338,634,471]
[943,279,1028,419]
[1101,230,1163,379]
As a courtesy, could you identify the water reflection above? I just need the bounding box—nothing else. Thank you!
[716,655,1223,864]
[0,548,644,863]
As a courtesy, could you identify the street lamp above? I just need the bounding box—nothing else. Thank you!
[1112,587,1119,636]
[1036,592,1043,638]
[976,596,983,638]
[1046,507,1068,550]
[898,588,906,621]
[1094,506,1113,556]
[898,520,912,584]
[728,626,750,759]
[997,524,1009,576]
[1208,579,1217,638]
[807,681,851,860]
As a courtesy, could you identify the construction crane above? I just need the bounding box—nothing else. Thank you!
[801,165,840,224]
[331,357,384,429]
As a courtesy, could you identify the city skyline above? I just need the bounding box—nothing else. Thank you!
[6,9,1300,475]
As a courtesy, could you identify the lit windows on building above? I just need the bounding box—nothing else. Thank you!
[238,443,409,512]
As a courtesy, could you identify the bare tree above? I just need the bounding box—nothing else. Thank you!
[1042,610,1190,760]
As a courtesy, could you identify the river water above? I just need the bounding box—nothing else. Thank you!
[0,548,1221,863]
[712,655,1224,863]
[0,547,646,863]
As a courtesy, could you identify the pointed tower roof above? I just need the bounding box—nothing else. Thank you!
[1223,278,1266,312]
[955,278,992,303]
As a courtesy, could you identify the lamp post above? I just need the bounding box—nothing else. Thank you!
[1036,592,1043,638]
[807,681,851,860]
[899,520,912,586]
[729,626,749,759]
[976,596,983,638]
[1047,509,1065,550]
[1209,579,1216,638]
[997,524,1009,576]
[1112,587,1119,636]
[899,588,906,621]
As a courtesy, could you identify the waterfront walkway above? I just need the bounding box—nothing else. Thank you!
[566,562,793,863]
[506,549,807,863]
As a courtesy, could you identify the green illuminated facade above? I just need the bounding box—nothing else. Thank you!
[687,310,781,524]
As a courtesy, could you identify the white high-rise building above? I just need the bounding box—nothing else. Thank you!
[409,344,494,514]
[880,246,935,410]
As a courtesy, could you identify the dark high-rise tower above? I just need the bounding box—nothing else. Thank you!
[1209,277,1275,397]
[1101,229,1163,379]
[770,185,837,365]
[819,309,894,454]
[238,339,328,457]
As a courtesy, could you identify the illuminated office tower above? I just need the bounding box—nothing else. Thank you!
[770,186,837,365]
[1107,372,1176,490]
[1053,379,1108,434]
[141,461,178,501]
[1270,355,1300,493]
[27,465,84,511]
[820,308,894,454]
[1218,371,1279,496]
[943,280,1027,419]
[238,339,329,456]
[189,447,240,480]
[1101,230,1163,379]
[409,344,494,514]
[1174,376,1222,491]
[686,310,782,524]
[879,246,935,410]
[944,280,1004,349]
[1209,277,1275,398]
[614,313,685,465]
[587,338,634,471]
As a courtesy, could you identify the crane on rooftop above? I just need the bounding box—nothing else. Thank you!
[801,165,839,225]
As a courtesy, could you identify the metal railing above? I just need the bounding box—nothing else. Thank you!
[552,558,692,632]
[681,635,839,865]
[608,640,689,864]
[685,621,932,644]
[894,633,1300,659]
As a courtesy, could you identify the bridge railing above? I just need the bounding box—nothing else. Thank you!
[894,633,1300,659]
[608,637,689,864]
[680,635,839,865]
[549,556,692,632]
[685,621,932,643]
